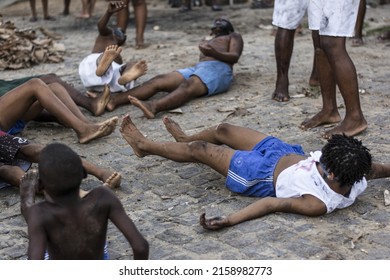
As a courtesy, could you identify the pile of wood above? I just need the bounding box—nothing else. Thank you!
[0,16,66,70]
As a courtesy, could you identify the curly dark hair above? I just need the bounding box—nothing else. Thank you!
[320,134,372,187]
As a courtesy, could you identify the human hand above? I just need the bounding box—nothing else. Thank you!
[107,1,127,14]
[199,213,229,230]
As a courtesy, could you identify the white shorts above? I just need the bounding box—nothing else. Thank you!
[308,0,359,37]
[78,53,134,93]
[272,0,310,30]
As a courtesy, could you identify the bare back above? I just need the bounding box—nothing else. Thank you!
[28,187,114,259]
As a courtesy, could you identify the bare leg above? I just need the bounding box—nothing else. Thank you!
[79,0,91,18]
[309,31,320,87]
[0,165,26,187]
[300,48,341,130]
[40,74,111,116]
[15,143,121,188]
[162,116,269,150]
[0,79,118,144]
[107,71,184,111]
[63,0,71,15]
[118,60,148,85]
[272,27,295,102]
[129,76,207,118]
[81,160,121,188]
[29,0,38,21]
[120,114,234,175]
[132,0,147,49]
[320,36,367,138]
[352,0,366,47]
[42,0,55,20]
[96,45,122,77]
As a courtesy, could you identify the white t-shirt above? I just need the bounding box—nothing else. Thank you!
[275,151,367,213]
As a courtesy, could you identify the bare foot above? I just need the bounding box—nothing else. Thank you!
[118,60,148,85]
[89,84,111,116]
[96,45,122,77]
[20,170,40,196]
[102,171,122,188]
[44,15,56,21]
[322,118,368,139]
[300,110,341,130]
[163,116,189,142]
[78,116,118,144]
[77,13,91,19]
[128,96,155,119]
[135,38,145,49]
[119,114,149,157]
[272,91,290,102]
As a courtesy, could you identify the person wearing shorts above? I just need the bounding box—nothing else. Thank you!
[177,60,233,96]
[271,0,320,102]
[0,130,32,189]
[104,18,244,118]
[300,0,368,139]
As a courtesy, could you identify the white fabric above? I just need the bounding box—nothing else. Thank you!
[275,151,367,213]
[308,0,360,37]
[78,53,135,93]
[272,0,310,30]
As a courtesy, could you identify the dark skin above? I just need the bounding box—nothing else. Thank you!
[106,18,244,115]
[118,115,390,230]
[0,142,121,189]
[20,170,148,260]
[272,28,320,102]
[300,32,368,139]
[93,1,128,64]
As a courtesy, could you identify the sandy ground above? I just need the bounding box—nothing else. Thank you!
[1,0,390,260]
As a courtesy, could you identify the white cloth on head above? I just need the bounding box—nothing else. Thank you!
[78,53,135,93]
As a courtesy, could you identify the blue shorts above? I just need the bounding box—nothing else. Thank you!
[7,120,26,135]
[226,136,305,197]
[176,61,233,96]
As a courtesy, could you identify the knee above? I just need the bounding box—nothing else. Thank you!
[215,123,233,137]
[26,78,47,88]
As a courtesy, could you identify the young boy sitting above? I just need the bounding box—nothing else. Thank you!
[20,143,149,260]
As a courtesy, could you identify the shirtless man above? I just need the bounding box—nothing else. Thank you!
[0,131,121,189]
[20,143,148,260]
[106,18,244,118]
[0,78,117,144]
[79,1,147,95]
[300,0,367,138]
[119,114,390,230]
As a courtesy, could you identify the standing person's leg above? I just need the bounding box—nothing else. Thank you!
[271,0,310,102]
[131,0,147,49]
[308,31,320,86]
[29,0,38,21]
[42,0,54,20]
[63,0,71,15]
[107,72,184,111]
[117,0,130,33]
[352,0,366,47]
[272,27,295,102]
[320,35,367,138]
[300,44,341,129]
